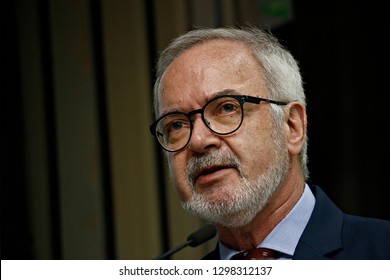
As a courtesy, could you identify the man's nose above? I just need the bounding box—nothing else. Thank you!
[187,117,222,153]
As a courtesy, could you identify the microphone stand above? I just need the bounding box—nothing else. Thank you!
[155,240,193,260]
[154,224,217,260]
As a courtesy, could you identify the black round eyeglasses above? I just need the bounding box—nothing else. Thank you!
[149,95,288,152]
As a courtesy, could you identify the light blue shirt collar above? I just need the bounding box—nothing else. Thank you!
[219,184,315,260]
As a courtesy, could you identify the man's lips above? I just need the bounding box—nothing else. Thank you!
[192,164,236,184]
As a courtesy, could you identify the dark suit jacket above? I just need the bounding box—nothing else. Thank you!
[203,185,390,260]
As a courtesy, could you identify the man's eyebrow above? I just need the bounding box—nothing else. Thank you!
[159,89,241,117]
[211,89,240,98]
[159,106,185,117]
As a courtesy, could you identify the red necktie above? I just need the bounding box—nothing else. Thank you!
[231,248,280,260]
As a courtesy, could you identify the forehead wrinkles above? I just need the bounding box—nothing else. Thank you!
[157,40,265,115]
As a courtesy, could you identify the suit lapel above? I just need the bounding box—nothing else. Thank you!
[293,185,343,259]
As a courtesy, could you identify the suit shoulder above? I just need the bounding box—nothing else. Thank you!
[344,214,390,232]
[341,214,390,257]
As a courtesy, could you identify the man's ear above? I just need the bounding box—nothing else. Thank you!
[285,102,307,156]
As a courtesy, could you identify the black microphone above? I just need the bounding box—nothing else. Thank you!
[155,224,217,260]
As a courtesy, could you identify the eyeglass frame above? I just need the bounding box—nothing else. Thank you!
[149,94,289,152]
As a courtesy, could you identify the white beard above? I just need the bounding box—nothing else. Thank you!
[181,135,289,228]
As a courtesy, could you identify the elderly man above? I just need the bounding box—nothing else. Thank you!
[149,27,390,259]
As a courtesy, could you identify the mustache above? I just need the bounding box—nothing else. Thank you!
[186,150,242,186]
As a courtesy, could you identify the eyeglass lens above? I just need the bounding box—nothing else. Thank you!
[155,96,243,151]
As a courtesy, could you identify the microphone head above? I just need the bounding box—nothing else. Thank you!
[187,224,217,247]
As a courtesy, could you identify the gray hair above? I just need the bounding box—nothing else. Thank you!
[153,26,309,180]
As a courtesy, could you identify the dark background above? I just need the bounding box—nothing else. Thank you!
[1,0,389,259]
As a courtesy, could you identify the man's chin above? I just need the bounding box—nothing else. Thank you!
[192,186,236,206]
[182,196,254,225]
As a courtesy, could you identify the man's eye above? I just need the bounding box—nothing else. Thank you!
[222,103,236,112]
[217,102,239,115]
[170,121,184,131]
[166,119,190,134]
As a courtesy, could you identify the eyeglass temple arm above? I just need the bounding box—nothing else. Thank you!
[244,96,288,106]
